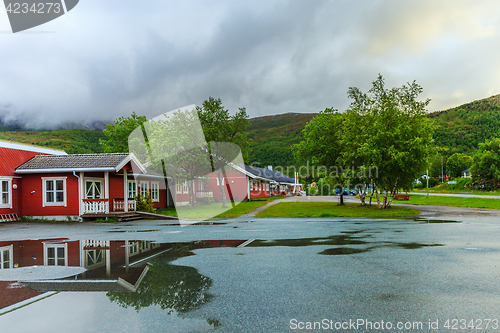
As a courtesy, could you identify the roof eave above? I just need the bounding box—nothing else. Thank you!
[15,167,117,174]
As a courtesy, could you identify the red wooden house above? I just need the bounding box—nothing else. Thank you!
[172,164,301,206]
[0,140,67,221]
[14,153,171,220]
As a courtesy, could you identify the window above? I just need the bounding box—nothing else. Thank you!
[175,180,182,194]
[128,180,137,199]
[198,180,204,191]
[216,177,225,186]
[0,179,11,209]
[140,181,149,198]
[0,245,13,269]
[44,243,68,266]
[85,250,104,268]
[266,183,269,191]
[151,182,159,202]
[182,181,189,194]
[85,180,102,199]
[42,177,66,207]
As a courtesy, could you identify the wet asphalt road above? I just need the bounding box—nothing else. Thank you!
[0,207,499,332]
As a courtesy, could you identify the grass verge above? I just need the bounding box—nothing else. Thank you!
[402,195,500,209]
[255,202,420,218]
[156,196,286,219]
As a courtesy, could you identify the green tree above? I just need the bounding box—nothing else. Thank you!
[294,75,434,208]
[470,138,500,181]
[344,74,434,208]
[100,112,147,153]
[197,97,249,208]
[446,153,473,178]
[144,107,212,208]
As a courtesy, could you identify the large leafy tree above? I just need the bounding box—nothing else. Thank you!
[470,138,500,181]
[447,153,473,178]
[294,75,434,208]
[99,112,147,153]
[197,97,249,208]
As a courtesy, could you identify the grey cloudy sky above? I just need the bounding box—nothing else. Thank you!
[1,0,500,128]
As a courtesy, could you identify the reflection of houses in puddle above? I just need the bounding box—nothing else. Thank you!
[0,238,247,313]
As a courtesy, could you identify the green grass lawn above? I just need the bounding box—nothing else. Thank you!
[255,202,420,218]
[401,195,500,209]
[156,196,286,219]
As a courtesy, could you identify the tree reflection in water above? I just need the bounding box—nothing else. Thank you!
[107,249,212,314]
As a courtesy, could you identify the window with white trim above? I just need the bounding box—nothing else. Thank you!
[198,180,204,191]
[182,181,189,194]
[42,177,66,207]
[85,250,104,268]
[140,181,149,198]
[0,179,12,209]
[175,180,182,194]
[44,243,68,266]
[128,180,137,199]
[216,177,225,186]
[266,183,269,191]
[0,245,13,269]
[151,182,159,202]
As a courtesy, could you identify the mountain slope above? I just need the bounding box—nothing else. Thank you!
[247,112,317,168]
[0,129,106,154]
[428,94,500,155]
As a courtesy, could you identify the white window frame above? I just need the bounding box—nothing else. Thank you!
[140,181,149,198]
[84,178,103,199]
[266,183,269,191]
[0,178,12,209]
[128,180,137,199]
[0,245,13,269]
[175,180,182,194]
[198,180,204,191]
[42,177,67,207]
[151,182,160,202]
[182,180,189,194]
[85,249,105,269]
[216,177,225,186]
[43,242,68,266]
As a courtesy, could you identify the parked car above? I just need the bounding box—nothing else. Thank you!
[334,188,348,195]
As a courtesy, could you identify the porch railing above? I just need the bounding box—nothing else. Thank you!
[83,199,109,214]
[83,240,110,249]
[196,191,213,198]
[113,198,136,212]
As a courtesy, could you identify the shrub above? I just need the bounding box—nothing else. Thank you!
[136,192,155,212]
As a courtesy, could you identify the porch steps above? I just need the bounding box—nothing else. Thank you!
[0,214,19,222]
[119,213,144,222]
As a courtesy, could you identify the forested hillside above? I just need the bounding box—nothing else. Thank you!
[2,93,500,164]
[246,113,317,168]
[429,94,500,155]
[0,128,106,154]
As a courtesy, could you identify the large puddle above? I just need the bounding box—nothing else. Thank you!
[3,215,495,332]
